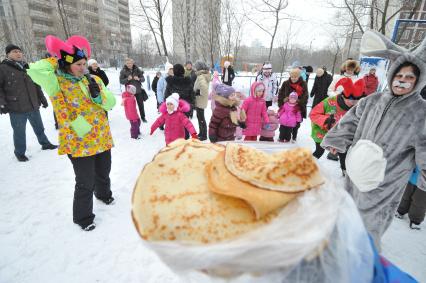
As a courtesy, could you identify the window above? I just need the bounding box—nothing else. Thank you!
[32,18,54,27]
[401,30,412,41]
[0,5,4,16]
[416,30,425,41]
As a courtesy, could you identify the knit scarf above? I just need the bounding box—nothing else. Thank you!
[57,69,84,83]
[289,82,303,96]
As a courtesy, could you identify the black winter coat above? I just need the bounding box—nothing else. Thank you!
[152,76,160,94]
[221,66,235,86]
[0,59,47,113]
[164,75,194,105]
[119,65,145,94]
[88,66,109,86]
[310,73,333,108]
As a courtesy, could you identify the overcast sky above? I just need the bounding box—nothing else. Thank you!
[130,0,338,50]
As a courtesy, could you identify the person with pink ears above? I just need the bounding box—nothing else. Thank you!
[150,93,198,145]
[121,84,141,139]
[241,82,269,141]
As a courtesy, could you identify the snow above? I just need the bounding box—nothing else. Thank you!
[0,69,425,283]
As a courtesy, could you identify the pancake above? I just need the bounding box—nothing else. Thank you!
[224,143,324,192]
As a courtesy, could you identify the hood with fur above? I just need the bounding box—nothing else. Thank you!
[250,81,266,99]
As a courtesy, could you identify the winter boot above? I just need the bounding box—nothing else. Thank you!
[327,152,339,161]
[98,196,115,205]
[15,153,29,162]
[395,212,404,219]
[409,221,421,230]
[81,223,96,231]
[342,169,347,177]
[42,143,58,150]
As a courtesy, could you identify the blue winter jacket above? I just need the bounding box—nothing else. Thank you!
[156,75,168,104]
[409,167,419,186]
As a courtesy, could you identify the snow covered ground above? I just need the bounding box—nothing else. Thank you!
[0,69,425,283]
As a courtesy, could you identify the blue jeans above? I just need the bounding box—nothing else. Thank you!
[9,110,51,156]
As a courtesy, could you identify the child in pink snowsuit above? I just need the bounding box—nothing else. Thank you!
[150,93,198,145]
[241,81,269,141]
[122,85,141,139]
[209,71,221,112]
[259,106,279,142]
[278,91,302,142]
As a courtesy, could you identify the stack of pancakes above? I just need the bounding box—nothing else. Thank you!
[132,139,324,244]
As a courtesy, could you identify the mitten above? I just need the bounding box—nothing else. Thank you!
[0,105,8,114]
[87,76,101,98]
[324,114,336,130]
[238,121,247,129]
[41,97,48,108]
[191,133,198,139]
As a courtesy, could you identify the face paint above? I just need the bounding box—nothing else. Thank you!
[392,80,412,89]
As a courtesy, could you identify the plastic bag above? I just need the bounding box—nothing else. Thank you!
[140,143,374,282]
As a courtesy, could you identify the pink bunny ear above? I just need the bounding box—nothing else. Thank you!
[66,35,91,58]
[45,35,74,58]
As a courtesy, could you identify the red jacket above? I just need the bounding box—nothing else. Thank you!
[151,100,196,145]
[122,91,139,121]
[363,74,378,95]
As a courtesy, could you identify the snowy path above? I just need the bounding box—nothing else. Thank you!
[0,69,425,282]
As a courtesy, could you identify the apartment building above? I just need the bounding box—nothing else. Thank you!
[172,0,221,64]
[0,0,131,66]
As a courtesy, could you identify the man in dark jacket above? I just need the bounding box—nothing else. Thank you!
[119,58,147,122]
[151,71,161,109]
[310,68,333,108]
[88,59,109,86]
[0,44,57,161]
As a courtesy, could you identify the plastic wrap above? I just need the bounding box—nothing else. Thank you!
[140,142,374,282]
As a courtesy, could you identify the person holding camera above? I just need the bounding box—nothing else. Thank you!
[0,44,57,162]
[119,58,147,122]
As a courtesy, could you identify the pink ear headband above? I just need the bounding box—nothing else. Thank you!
[45,35,91,59]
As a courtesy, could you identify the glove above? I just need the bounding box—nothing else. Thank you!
[324,114,336,130]
[0,105,8,114]
[191,133,198,139]
[87,76,101,98]
[209,135,217,143]
[238,121,247,129]
[41,98,48,108]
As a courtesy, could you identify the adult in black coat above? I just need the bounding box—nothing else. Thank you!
[164,64,194,105]
[88,59,109,86]
[152,71,161,108]
[310,68,333,108]
[119,58,147,122]
[164,64,194,139]
[221,61,235,86]
[0,44,56,161]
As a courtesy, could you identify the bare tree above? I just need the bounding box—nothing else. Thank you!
[55,0,71,38]
[133,0,170,57]
[277,21,295,77]
[245,0,290,60]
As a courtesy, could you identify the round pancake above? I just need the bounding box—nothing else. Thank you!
[132,140,277,244]
[224,143,324,192]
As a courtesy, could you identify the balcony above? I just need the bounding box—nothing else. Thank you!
[29,0,55,8]
[32,23,54,32]
[29,10,51,19]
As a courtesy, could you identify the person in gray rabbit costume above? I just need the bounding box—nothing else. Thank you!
[321,30,426,250]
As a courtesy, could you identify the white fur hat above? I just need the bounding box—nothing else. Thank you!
[126,84,137,95]
[165,62,173,72]
[166,93,180,111]
[263,63,272,70]
[224,61,231,68]
[87,59,97,67]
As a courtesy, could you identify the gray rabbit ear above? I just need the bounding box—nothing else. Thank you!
[360,30,407,61]
[412,35,426,60]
